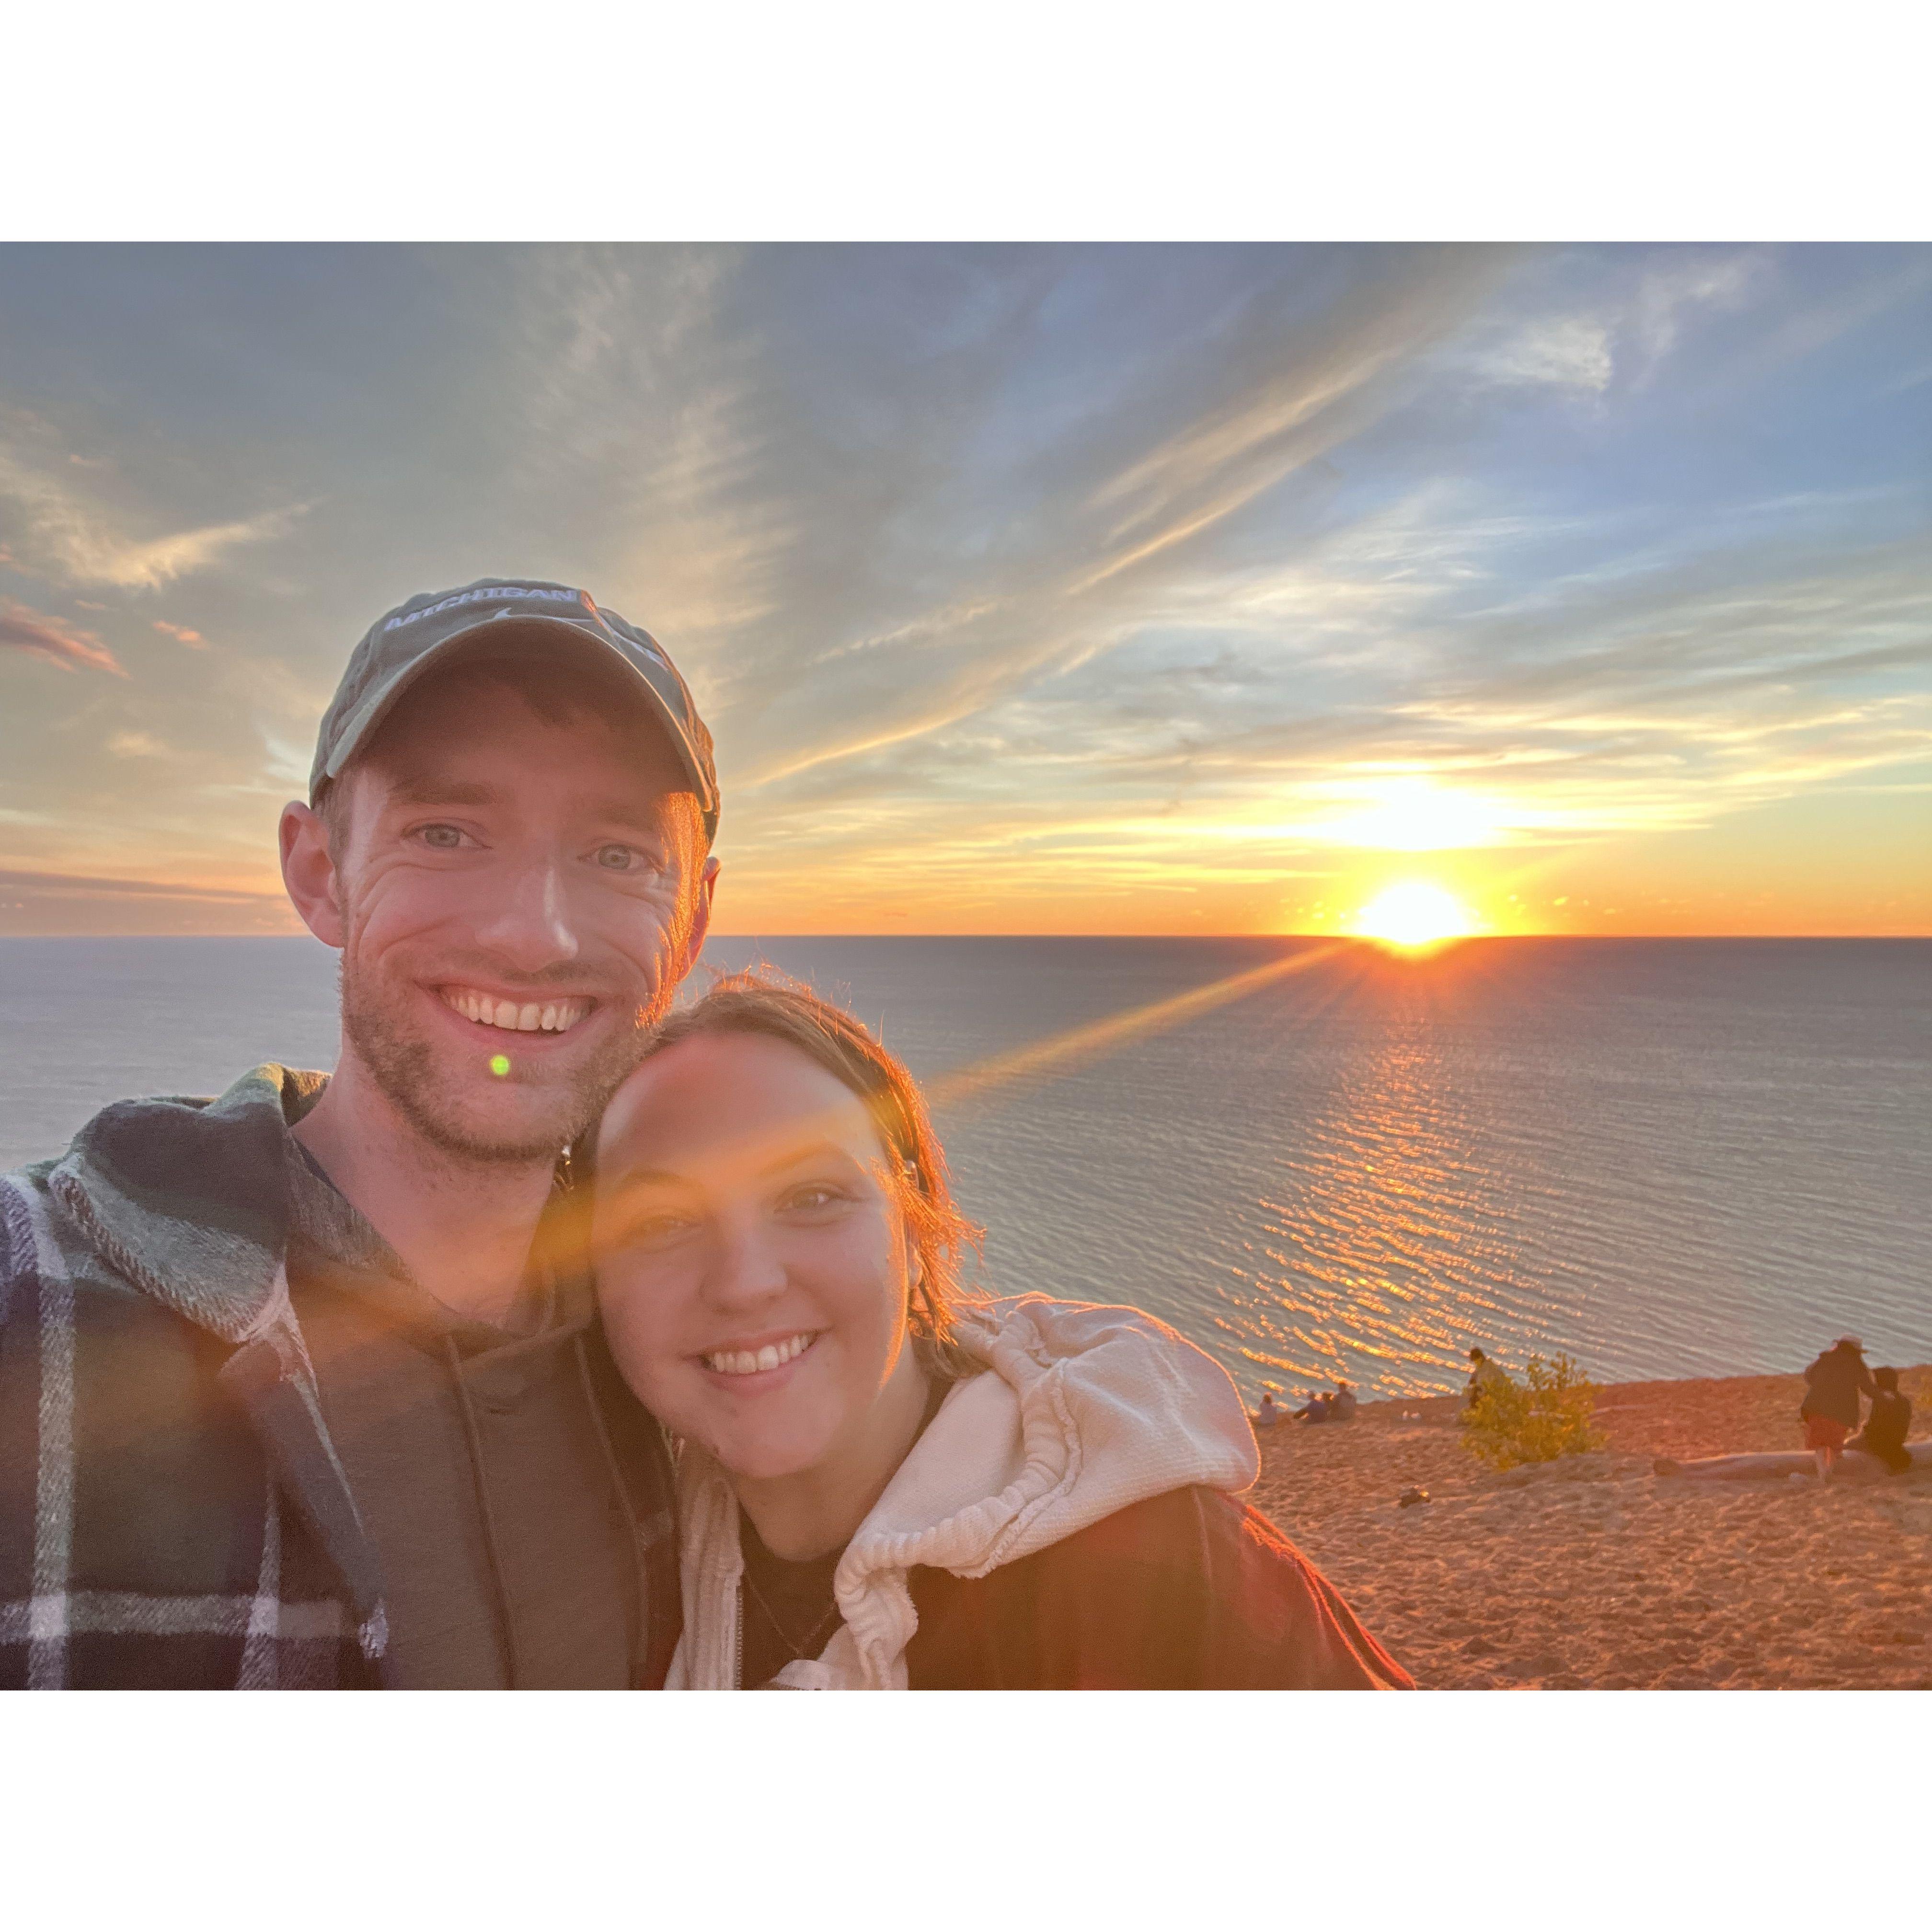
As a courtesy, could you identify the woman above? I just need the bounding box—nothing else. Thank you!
[1800,1336,1875,1479]
[592,969,1411,1690]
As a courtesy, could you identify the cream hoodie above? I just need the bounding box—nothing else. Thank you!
[665,1295,1261,1690]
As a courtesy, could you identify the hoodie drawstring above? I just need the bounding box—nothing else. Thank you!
[574,1332,654,1687]
[447,1335,526,1689]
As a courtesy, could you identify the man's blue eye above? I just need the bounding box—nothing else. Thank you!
[423,825,463,849]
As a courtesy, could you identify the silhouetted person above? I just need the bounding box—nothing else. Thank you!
[1330,1381,1358,1423]
[1465,1347,1510,1409]
[1253,1393,1283,1431]
[1847,1366,1913,1474]
[1800,1336,1874,1479]
[1293,1392,1333,1425]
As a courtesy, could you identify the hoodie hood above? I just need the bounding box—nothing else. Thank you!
[18,1062,399,1670]
[667,1294,1259,1690]
[40,1063,323,1346]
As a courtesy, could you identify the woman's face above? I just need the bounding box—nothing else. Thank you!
[593,1030,918,1482]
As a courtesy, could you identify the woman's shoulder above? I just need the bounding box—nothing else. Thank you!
[1026,1483,1300,1585]
[907,1485,1414,1690]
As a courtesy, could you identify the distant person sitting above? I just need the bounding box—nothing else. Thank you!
[1847,1367,1913,1475]
[1800,1336,1875,1479]
[1253,1393,1284,1431]
[1465,1348,1510,1408]
[1293,1391,1333,1425]
[1330,1381,1358,1423]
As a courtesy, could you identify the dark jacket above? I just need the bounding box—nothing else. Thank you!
[1800,1347,1875,1430]
[1851,1390,1914,1474]
[904,1484,1414,1689]
[1,1065,678,1690]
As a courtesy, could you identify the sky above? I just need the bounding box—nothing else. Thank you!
[0,242,1927,939]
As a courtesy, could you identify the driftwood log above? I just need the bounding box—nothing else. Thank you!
[1654,1440,1932,1481]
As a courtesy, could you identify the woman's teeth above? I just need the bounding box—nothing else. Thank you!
[442,988,591,1033]
[703,1333,817,1377]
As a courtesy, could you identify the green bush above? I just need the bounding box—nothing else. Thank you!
[1460,1353,1606,1470]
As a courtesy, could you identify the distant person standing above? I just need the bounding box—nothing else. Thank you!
[1800,1337,1875,1479]
[1847,1367,1913,1474]
[1465,1347,1510,1409]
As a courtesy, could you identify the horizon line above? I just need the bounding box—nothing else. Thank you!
[3,929,1929,944]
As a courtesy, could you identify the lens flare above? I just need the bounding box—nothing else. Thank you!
[488,1053,511,1078]
[1356,882,1476,950]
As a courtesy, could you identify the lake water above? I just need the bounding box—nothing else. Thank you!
[2,934,1927,1399]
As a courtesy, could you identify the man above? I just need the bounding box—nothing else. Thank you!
[1,579,719,1689]
[1465,1346,1509,1408]
[1846,1366,1913,1474]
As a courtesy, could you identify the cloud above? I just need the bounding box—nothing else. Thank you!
[0,599,124,674]
[0,866,279,904]
[151,618,206,646]
[723,467,1932,896]
[0,437,306,590]
[1473,317,1614,393]
[1628,251,1768,370]
[647,246,1518,797]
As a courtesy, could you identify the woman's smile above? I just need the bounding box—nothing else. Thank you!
[699,1330,822,1379]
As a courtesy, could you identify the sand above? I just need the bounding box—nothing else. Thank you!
[1248,1365,1932,1689]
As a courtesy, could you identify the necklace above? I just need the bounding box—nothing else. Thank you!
[739,1566,842,1666]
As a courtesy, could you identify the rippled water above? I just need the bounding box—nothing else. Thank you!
[4,935,1927,1399]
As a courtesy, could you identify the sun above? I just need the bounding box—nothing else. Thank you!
[1355,881,1478,949]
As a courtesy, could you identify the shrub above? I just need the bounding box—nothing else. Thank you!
[1460,1353,1606,1470]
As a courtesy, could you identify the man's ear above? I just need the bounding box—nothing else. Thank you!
[280,800,346,948]
[674,855,720,981]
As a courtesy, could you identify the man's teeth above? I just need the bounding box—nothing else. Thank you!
[441,988,591,1033]
[703,1333,817,1377]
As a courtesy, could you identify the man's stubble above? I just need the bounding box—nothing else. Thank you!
[337,948,684,1169]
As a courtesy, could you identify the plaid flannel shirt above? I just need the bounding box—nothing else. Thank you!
[0,1065,678,1690]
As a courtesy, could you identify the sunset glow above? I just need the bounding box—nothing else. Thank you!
[1,245,1928,939]
[1355,882,1478,949]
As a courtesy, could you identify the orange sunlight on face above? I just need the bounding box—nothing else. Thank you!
[1355,881,1479,950]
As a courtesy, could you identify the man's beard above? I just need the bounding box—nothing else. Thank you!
[339,957,675,1167]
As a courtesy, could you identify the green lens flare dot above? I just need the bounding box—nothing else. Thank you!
[488,1053,512,1078]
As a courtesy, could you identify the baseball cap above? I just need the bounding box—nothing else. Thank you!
[309,578,719,844]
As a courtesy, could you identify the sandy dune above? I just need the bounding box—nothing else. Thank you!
[1248,1365,1932,1689]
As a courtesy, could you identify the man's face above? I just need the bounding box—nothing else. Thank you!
[311,677,712,1164]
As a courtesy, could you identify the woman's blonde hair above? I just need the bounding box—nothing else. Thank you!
[635,966,984,1375]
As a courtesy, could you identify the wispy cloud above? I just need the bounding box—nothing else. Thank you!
[0,599,124,674]
[0,866,280,904]
[151,618,205,646]
[106,730,167,758]
[1472,316,1614,393]
[0,436,305,590]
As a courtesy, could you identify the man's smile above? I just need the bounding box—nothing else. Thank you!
[437,984,598,1034]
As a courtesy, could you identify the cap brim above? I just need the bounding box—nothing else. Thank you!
[317,614,717,840]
